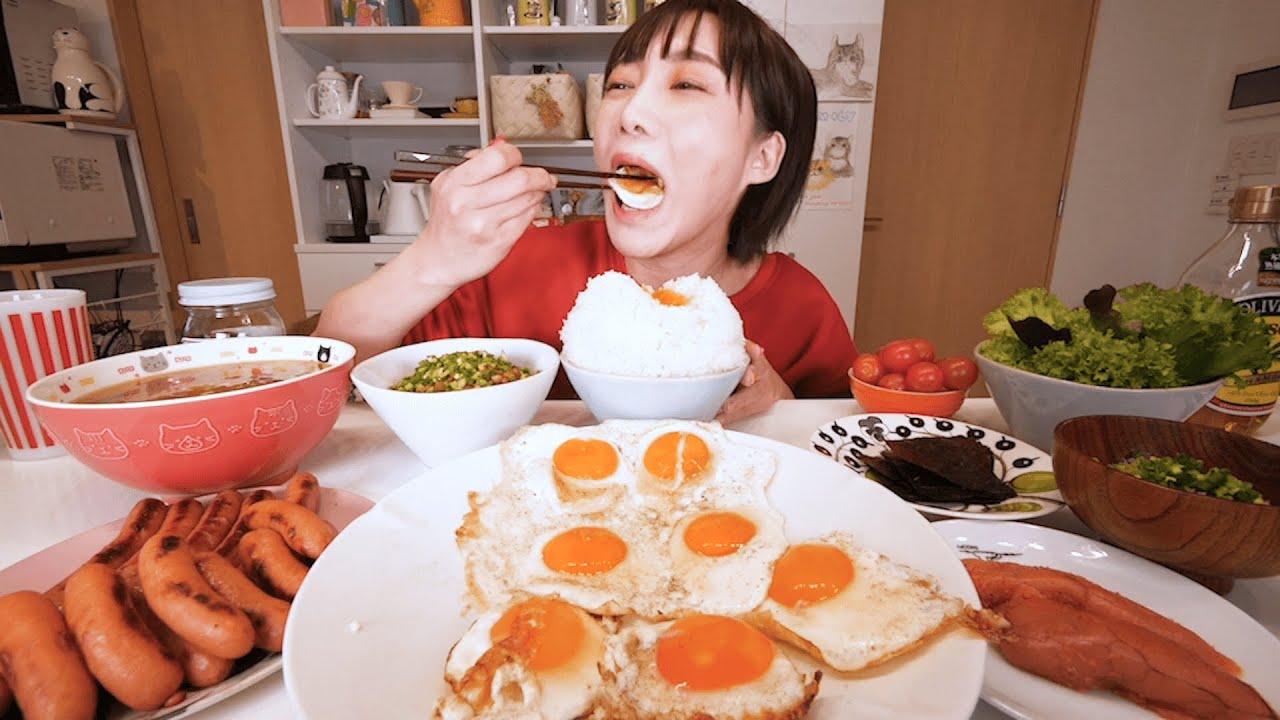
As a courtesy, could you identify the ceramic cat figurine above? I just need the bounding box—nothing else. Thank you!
[51,28,125,118]
[824,136,853,177]
[811,35,874,100]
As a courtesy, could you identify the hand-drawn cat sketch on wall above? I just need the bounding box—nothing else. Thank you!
[810,34,874,101]
[823,136,853,177]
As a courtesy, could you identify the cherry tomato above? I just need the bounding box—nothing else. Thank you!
[877,341,921,374]
[905,338,936,364]
[938,356,980,391]
[852,353,884,384]
[905,362,945,393]
[878,372,907,391]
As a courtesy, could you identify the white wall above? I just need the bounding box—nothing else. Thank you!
[1052,0,1280,304]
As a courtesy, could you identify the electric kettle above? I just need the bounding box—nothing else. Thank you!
[321,163,378,242]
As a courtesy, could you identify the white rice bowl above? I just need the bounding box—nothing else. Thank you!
[560,271,749,378]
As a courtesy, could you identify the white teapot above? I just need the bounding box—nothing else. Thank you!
[51,28,125,119]
[307,66,362,119]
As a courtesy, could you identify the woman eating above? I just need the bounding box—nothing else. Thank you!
[315,0,856,423]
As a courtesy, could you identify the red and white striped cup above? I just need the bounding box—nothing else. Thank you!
[1,289,92,460]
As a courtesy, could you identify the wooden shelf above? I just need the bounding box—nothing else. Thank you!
[0,114,134,130]
[279,26,474,63]
[292,116,481,139]
[481,25,625,61]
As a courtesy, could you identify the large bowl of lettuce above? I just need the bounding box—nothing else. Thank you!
[975,283,1273,450]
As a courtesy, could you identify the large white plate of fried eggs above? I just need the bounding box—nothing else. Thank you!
[283,419,987,720]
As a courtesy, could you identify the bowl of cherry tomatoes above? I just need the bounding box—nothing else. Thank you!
[848,338,979,418]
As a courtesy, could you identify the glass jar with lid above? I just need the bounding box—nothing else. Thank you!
[179,277,287,342]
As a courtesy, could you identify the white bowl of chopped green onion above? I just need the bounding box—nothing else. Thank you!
[352,338,559,466]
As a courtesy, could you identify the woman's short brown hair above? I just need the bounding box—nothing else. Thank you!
[605,0,817,262]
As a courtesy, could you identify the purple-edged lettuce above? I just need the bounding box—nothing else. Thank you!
[979,284,1272,389]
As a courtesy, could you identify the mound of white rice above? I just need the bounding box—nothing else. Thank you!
[560,271,749,377]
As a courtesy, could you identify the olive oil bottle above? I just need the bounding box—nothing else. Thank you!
[1179,185,1280,434]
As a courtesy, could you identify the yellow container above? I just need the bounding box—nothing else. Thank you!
[414,0,466,26]
[517,0,551,25]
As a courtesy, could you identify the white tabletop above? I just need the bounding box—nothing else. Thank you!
[2,399,1277,719]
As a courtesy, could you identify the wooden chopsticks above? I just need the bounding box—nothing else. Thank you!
[394,149,654,187]
[388,168,607,190]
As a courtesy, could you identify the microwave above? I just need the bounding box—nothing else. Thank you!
[0,0,79,112]
[0,121,136,252]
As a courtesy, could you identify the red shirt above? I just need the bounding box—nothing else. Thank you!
[405,221,855,398]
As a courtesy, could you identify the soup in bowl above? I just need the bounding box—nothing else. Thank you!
[25,336,355,495]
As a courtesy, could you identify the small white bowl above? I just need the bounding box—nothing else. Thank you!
[352,338,559,467]
[974,341,1223,452]
[562,357,747,422]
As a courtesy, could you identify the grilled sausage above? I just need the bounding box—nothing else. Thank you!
[215,489,274,557]
[235,529,309,600]
[0,591,98,720]
[186,490,244,552]
[283,471,321,513]
[243,499,337,560]
[64,563,183,711]
[195,551,291,652]
[158,498,205,539]
[127,582,234,689]
[46,497,167,609]
[138,534,255,660]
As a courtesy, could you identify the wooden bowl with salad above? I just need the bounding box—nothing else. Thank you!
[1053,414,1280,588]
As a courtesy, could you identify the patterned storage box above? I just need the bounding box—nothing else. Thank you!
[489,73,585,140]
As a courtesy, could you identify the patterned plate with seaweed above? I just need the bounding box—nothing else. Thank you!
[810,413,1064,520]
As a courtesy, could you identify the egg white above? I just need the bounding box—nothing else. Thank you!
[748,531,966,672]
[594,616,820,720]
[667,505,788,616]
[438,603,607,720]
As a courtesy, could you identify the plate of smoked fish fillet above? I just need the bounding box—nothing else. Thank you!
[938,519,1280,719]
[0,473,373,720]
[811,414,1065,520]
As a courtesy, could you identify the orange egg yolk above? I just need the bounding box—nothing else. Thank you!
[651,288,689,306]
[656,615,775,691]
[643,432,710,484]
[684,512,757,557]
[552,438,619,480]
[767,543,855,608]
[490,597,584,672]
[542,527,628,575]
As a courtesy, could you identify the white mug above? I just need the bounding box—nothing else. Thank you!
[382,80,423,107]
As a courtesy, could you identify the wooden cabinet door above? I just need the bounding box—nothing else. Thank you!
[856,0,1097,360]
[112,0,304,328]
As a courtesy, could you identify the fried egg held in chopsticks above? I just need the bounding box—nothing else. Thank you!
[609,164,665,211]
[745,531,967,673]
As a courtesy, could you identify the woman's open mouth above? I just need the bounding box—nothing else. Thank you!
[609,164,665,211]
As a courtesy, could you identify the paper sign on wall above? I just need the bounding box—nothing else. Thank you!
[803,105,857,211]
[788,23,880,102]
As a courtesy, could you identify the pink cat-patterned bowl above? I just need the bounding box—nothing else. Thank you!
[25,336,355,495]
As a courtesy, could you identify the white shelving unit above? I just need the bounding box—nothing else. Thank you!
[262,0,622,315]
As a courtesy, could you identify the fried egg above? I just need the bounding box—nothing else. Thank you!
[667,505,787,615]
[499,424,641,515]
[595,614,820,720]
[609,165,664,211]
[746,531,966,672]
[436,597,607,720]
[630,421,776,513]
